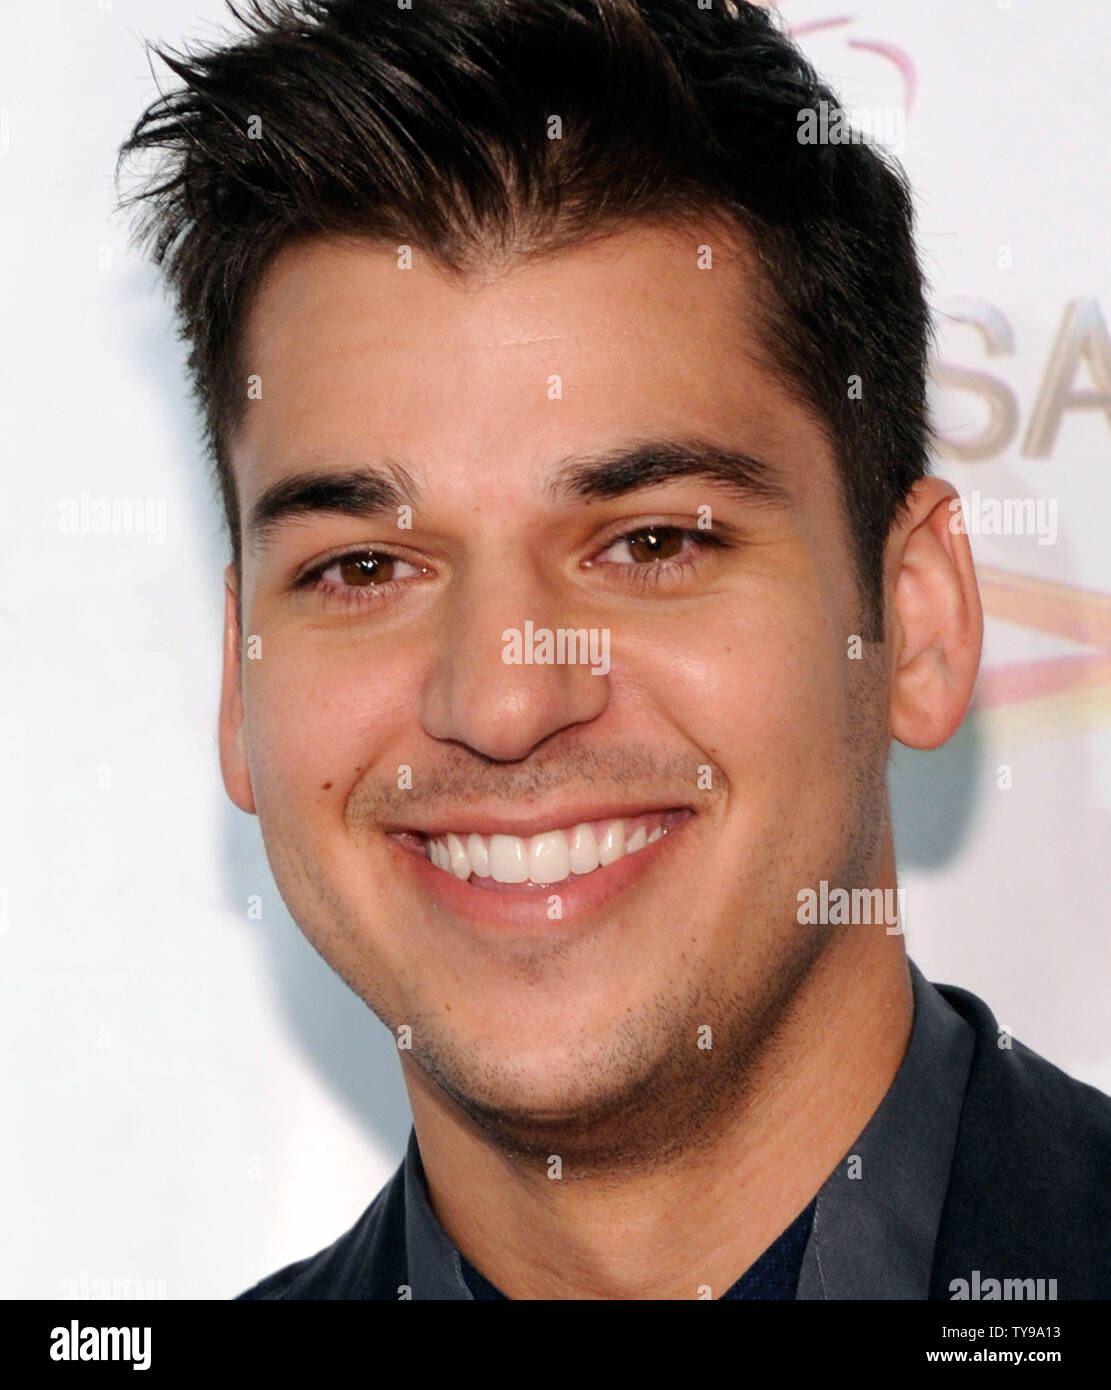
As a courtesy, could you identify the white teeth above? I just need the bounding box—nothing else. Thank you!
[597,820,626,866]
[527,830,571,885]
[569,823,600,875]
[424,817,672,882]
[446,832,471,880]
[466,832,490,877]
[488,834,529,884]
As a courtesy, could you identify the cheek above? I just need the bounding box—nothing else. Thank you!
[645,613,870,925]
[638,598,851,779]
[242,638,409,808]
[639,593,868,893]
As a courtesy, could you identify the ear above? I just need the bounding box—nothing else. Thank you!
[886,477,983,750]
[218,564,256,814]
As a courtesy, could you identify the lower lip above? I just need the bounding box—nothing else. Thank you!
[387,812,692,932]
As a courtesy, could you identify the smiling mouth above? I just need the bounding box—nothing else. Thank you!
[395,809,691,890]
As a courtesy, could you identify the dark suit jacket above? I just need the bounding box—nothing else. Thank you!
[928,983,1111,1299]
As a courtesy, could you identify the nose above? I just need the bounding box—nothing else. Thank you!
[419,565,611,761]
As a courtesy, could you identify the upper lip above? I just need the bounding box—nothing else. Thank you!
[385,802,692,840]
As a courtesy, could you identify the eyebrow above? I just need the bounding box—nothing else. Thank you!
[246,461,421,551]
[543,437,791,507]
[245,436,790,549]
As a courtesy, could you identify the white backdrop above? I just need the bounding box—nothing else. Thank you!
[2,0,1109,1299]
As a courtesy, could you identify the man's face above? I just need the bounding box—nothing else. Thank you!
[223,223,890,1162]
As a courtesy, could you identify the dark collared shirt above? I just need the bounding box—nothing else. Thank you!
[797,958,974,1298]
[459,1199,817,1299]
[239,958,974,1299]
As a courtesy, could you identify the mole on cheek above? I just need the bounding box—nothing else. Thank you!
[321,781,333,790]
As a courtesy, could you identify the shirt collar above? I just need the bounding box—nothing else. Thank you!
[795,958,975,1299]
[403,1132,474,1299]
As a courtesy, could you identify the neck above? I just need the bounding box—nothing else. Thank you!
[403,925,912,1300]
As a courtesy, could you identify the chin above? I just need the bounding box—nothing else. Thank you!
[418,1020,676,1154]
[459,1040,621,1114]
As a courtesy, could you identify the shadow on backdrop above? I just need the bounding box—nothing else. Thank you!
[220,805,414,1165]
[889,715,984,871]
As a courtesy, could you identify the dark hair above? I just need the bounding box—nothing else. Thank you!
[117,0,931,639]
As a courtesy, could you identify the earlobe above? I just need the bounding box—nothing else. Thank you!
[888,478,984,750]
[218,565,257,814]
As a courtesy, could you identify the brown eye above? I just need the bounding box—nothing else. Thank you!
[337,553,396,585]
[624,527,685,563]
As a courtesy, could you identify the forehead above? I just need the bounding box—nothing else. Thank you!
[231,221,831,513]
